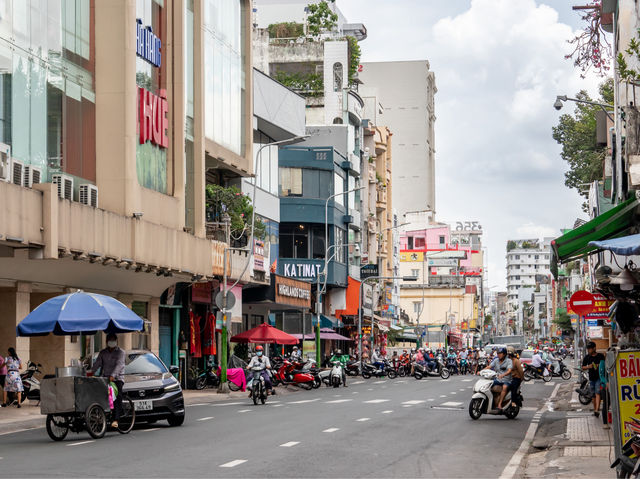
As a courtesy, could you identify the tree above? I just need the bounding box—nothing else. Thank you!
[306,1,338,35]
[551,78,613,211]
[565,2,612,78]
[205,184,265,242]
[553,309,573,331]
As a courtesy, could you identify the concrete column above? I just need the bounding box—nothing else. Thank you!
[192,0,206,238]
[149,297,160,355]
[117,294,135,351]
[33,183,59,259]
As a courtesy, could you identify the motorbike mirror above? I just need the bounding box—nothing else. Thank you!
[169,365,179,374]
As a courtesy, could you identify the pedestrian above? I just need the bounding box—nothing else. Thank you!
[0,355,6,395]
[2,348,24,408]
[582,341,605,418]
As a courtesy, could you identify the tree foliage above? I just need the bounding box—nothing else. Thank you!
[205,184,265,241]
[346,35,361,84]
[268,22,304,39]
[565,2,612,78]
[553,309,573,331]
[307,1,338,35]
[551,79,613,210]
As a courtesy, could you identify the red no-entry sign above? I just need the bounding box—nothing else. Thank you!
[569,290,595,316]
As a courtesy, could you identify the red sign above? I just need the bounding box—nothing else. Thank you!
[569,290,595,316]
[139,87,168,148]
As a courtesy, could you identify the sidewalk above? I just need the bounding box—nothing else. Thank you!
[520,381,613,478]
[0,385,300,436]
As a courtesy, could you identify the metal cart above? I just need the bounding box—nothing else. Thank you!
[40,376,135,441]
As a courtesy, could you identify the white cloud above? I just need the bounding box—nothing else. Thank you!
[515,222,560,238]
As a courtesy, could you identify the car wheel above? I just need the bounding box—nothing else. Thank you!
[167,414,185,427]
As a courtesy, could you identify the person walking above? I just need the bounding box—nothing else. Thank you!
[2,348,24,407]
[582,341,605,417]
[0,355,6,396]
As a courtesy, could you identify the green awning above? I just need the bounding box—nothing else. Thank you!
[551,196,640,278]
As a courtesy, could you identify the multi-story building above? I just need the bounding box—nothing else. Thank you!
[505,238,552,334]
[359,61,436,218]
[0,0,254,376]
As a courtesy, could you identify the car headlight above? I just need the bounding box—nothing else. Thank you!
[165,380,180,391]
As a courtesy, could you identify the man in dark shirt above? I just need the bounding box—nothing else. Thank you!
[582,341,605,417]
[92,333,126,428]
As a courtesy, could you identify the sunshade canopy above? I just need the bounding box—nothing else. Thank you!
[230,323,298,345]
[312,314,343,329]
[16,291,144,336]
[588,233,640,256]
[551,197,640,277]
[292,328,352,341]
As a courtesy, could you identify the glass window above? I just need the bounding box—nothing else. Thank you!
[439,235,445,245]
[279,224,309,259]
[302,168,320,198]
[311,225,325,259]
[125,353,168,374]
[413,302,422,313]
[334,172,344,206]
[415,237,425,248]
[334,227,345,263]
[411,269,419,277]
[279,167,302,196]
[185,0,194,121]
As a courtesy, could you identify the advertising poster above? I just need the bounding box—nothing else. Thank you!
[615,351,640,445]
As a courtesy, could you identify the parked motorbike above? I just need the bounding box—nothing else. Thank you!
[361,360,397,379]
[523,363,552,383]
[195,365,220,390]
[611,416,640,477]
[345,360,360,377]
[248,367,267,405]
[468,369,521,420]
[575,368,593,405]
[413,359,450,380]
[275,360,316,389]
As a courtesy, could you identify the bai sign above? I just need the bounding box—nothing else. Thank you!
[615,351,640,446]
[139,87,168,148]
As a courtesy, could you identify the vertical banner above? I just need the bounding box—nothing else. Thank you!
[189,312,202,358]
[615,351,640,446]
[202,313,216,356]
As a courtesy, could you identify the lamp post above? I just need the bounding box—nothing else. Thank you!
[358,275,417,368]
[553,95,614,121]
[218,135,308,392]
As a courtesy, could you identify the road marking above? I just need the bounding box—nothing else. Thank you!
[238,409,252,413]
[439,395,447,398]
[402,400,425,405]
[351,392,359,394]
[459,389,466,391]
[220,460,247,468]
[367,388,374,391]
[402,404,412,408]
[545,382,556,386]
[441,401,463,407]
[451,392,457,395]
[381,410,393,414]
[287,398,321,404]
[280,441,300,447]
[396,380,407,383]
[333,394,342,397]
[373,380,386,384]
[431,406,463,411]
[197,416,214,421]
[427,398,435,402]
[210,402,245,406]
[522,407,537,411]
[271,404,283,407]
[462,379,472,382]
[187,403,208,407]
[326,399,353,404]
[364,399,390,403]
[351,381,365,385]
[499,382,561,479]
[0,426,45,436]
[356,417,370,422]
[143,428,160,432]
[269,400,281,404]
[66,440,94,447]
[323,427,339,433]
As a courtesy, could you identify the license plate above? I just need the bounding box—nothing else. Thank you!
[134,400,153,411]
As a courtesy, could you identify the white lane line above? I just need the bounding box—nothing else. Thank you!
[326,399,353,404]
[143,428,160,432]
[522,407,537,411]
[210,402,245,406]
[269,400,281,404]
[351,381,365,385]
[220,460,247,468]
[0,426,45,436]
[439,395,447,398]
[441,401,463,407]
[461,379,472,382]
[288,398,321,405]
[402,400,426,405]
[66,440,95,447]
[545,382,556,386]
[499,382,561,479]
[271,404,283,407]
[352,392,359,394]
[367,388,374,391]
[364,399,390,404]
[356,417,370,422]
[197,416,214,421]
[381,410,393,414]
[396,380,407,383]
[280,441,300,447]
[238,409,252,413]
[333,394,342,397]
[187,403,208,407]
[373,380,386,384]
[459,389,466,391]
[402,404,412,408]
[323,427,339,433]
[427,399,435,402]
[451,392,457,395]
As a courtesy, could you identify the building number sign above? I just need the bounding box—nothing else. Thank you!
[454,221,482,232]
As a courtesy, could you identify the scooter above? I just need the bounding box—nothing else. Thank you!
[548,359,572,380]
[413,358,450,380]
[361,360,397,379]
[275,360,316,389]
[345,360,360,376]
[575,369,593,405]
[195,365,220,390]
[446,357,459,375]
[469,369,521,420]
[611,416,640,477]
[248,367,267,405]
[459,358,469,375]
[523,363,552,382]
[329,361,343,387]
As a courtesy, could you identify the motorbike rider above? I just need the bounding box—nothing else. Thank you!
[371,348,384,371]
[459,348,469,372]
[485,347,513,410]
[447,348,458,374]
[531,349,545,376]
[507,347,524,405]
[247,346,273,396]
[329,349,349,387]
[424,349,436,372]
[291,346,302,362]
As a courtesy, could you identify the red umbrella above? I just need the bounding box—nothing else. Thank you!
[230,322,299,345]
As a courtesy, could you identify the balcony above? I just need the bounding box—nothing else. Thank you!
[376,187,387,211]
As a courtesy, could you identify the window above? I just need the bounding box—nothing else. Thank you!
[439,235,445,245]
[334,227,345,263]
[311,225,326,259]
[413,302,422,313]
[333,62,343,92]
[279,224,308,259]
[534,255,539,260]
[279,167,302,196]
[407,237,414,250]
[515,255,520,259]
[415,237,425,249]
[515,265,520,269]
[515,276,520,280]
[301,168,332,199]
[334,172,344,206]
[411,269,420,278]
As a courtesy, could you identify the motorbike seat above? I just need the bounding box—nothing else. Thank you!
[491,385,503,394]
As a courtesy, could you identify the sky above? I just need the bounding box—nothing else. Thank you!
[337,0,605,291]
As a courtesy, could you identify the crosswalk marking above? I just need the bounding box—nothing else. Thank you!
[364,399,390,403]
[326,399,353,404]
[402,400,425,405]
[288,398,321,404]
[280,442,300,447]
[323,427,339,433]
[197,416,214,421]
[220,460,247,468]
[66,440,94,447]
[441,401,463,407]
[356,417,370,422]
[381,410,393,414]
[462,379,472,382]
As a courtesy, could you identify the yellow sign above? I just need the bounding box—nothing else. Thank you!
[615,351,640,445]
[400,252,423,262]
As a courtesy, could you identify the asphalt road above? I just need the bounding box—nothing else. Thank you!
[0,374,555,478]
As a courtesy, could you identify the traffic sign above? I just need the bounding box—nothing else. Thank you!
[569,290,595,316]
[215,291,236,310]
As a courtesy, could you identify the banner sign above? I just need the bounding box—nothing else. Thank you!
[360,263,378,279]
[136,19,162,67]
[615,351,640,446]
[139,87,169,148]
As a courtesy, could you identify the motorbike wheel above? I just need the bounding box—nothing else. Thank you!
[260,383,267,405]
[578,391,592,405]
[312,376,322,389]
[398,367,406,377]
[468,398,483,420]
[505,404,520,419]
[440,368,451,380]
[300,382,313,390]
[46,414,69,441]
[414,372,423,380]
[542,373,552,383]
[561,369,572,380]
[361,370,372,379]
[523,370,533,382]
[332,377,340,388]
[228,380,241,392]
[387,369,398,379]
[346,369,358,377]
[252,386,259,405]
[195,377,207,390]
[85,403,106,439]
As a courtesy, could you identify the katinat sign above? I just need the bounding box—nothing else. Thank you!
[139,87,168,148]
[136,19,161,67]
[282,262,322,279]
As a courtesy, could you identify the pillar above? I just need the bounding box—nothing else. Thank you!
[150,297,160,355]
[0,282,32,364]
[117,294,135,351]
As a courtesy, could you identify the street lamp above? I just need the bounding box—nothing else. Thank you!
[358,275,417,368]
[553,95,614,121]
[218,135,309,392]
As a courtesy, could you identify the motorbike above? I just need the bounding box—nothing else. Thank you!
[318,361,345,387]
[611,416,640,477]
[459,358,470,375]
[6,361,43,404]
[523,363,552,383]
[413,358,450,380]
[396,360,411,377]
[548,359,572,380]
[345,360,360,377]
[446,357,459,375]
[469,369,521,420]
[575,368,593,405]
[248,367,267,405]
[274,360,316,389]
[195,365,220,390]
[361,360,397,379]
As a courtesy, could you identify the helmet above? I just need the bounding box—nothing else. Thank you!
[507,346,516,355]
[292,346,298,350]
[335,349,342,355]
[543,346,549,351]
[498,347,507,355]
[255,345,264,352]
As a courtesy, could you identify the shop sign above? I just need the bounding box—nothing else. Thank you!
[360,263,378,279]
[139,87,169,148]
[274,275,311,308]
[587,326,603,338]
[282,262,322,279]
[191,282,211,304]
[253,239,265,272]
[400,252,423,262]
[585,293,615,320]
[427,259,458,267]
[136,19,162,67]
[614,351,640,446]
[212,241,229,276]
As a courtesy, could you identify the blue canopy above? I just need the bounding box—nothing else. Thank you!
[17,292,144,336]
[588,233,640,256]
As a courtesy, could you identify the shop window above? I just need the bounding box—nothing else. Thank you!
[415,237,425,248]
[279,167,302,196]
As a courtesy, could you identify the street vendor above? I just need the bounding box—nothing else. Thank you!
[91,333,125,428]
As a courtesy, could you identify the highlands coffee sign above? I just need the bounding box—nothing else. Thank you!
[274,275,311,309]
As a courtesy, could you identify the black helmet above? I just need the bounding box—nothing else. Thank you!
[498,347,507,355]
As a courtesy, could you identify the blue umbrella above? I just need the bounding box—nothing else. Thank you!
[16,291,144,336]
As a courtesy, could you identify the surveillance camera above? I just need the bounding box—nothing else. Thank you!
[553,99,563,111]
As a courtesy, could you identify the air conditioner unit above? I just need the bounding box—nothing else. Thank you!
[23,165,42,188]
[79,184,98,208]
[51,174,74,200]
[0,142,10,182]
[11,159,23,187]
